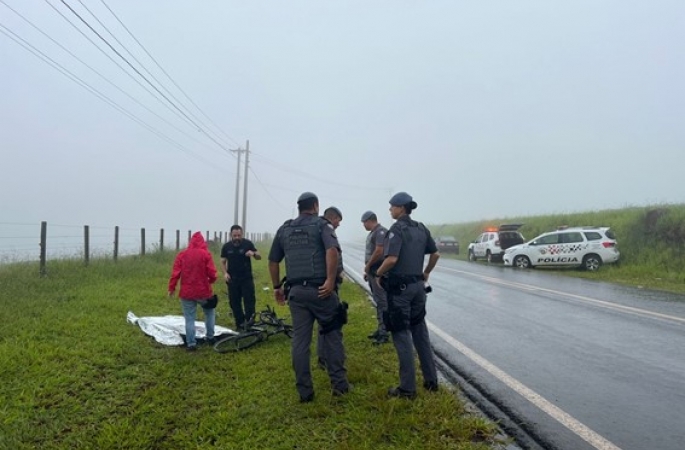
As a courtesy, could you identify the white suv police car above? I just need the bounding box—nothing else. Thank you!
[503,226,619,271]
[468,224,525,263]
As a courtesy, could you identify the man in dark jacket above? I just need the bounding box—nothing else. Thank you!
[168,232,218,351]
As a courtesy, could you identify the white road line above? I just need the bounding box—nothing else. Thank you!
[439,267,685,325]
[428,322,623,450]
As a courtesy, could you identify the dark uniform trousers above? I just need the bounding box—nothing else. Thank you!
[227,277,256,328]
[391,282,437,393]
[368,274,388,335]
[289,284,348,398]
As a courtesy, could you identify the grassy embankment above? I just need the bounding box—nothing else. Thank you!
[431,204,685,294]
[0,247,506,450]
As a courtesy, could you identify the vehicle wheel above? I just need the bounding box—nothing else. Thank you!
[513,255,531,269]
[486,251,493,264]
[582,254,602,271]
[214,330,265,353]
[468,250,476,262]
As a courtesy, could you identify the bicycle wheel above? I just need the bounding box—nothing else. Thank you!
[282,324,294,338]
[213,331,264,353]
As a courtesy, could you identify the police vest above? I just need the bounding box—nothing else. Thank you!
[390,219,428,276]
[281,218,327,283]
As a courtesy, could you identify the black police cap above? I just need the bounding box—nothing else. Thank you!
[297,192,318,203]
[389,192,418,209]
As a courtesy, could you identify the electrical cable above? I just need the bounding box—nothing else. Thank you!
[0,22,224,172]
[101,0,241,147]
[250,152,392,191]
[0,0,233,159]
[74,0,237,150]
[58,0,233,155]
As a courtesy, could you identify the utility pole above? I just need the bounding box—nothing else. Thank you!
[241,140,250,231]
[231,147,245,226]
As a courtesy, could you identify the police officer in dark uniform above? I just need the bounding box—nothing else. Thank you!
[316,206,344,370]
[375,192,440,399]
[268,192,351,403]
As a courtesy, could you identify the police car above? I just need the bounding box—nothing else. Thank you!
[468,224,525,263]
[503,226,620,271]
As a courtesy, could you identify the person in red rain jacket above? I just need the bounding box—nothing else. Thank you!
[168,231,218,351]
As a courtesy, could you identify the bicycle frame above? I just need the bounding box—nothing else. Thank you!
[214,306,293,353]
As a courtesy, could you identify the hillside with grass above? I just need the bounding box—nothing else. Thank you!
[430,204,685,294]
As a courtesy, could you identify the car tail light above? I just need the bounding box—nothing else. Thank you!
[602,242,615,248]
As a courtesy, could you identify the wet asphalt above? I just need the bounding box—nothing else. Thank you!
[341,241,685,450]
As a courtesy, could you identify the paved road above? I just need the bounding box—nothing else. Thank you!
[341,241,685,450]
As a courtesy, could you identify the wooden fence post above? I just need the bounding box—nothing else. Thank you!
[40,221,47,277]
[114,226,119,261]
[84,225,90,266]
[206,231,209,242]
[175,230,180,251]
[160,228,164,252]
[141,228,146,256]
[187,230,191,245]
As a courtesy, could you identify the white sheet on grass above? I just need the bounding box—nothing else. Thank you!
[127,311,237,346]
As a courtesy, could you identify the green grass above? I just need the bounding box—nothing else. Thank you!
[0,250,506,450]
[431,203,685,294]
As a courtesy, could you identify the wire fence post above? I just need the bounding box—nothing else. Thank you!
[141,228,146,256]
[187,230,191,245]
[84,225,90,266]
[206,230,209,242]
[159,228,164,252]
[175,229,180,251]
[39,221,47,277]
[114,226,119,261]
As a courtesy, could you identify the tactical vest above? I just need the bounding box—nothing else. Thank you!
[281,219,327,283]
[390,219,428,276]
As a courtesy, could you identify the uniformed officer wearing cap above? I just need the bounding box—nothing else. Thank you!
[361,210,389,345]
[375,192,440,398]
[268,192,351,402]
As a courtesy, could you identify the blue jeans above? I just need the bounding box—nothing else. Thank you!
[181,299,215,348]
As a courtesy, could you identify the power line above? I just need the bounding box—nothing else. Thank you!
[0,22,223,172]
[74,0,237,150]
[97,0,241,147]
[0,0,233,159]
[57,0,233,155]
[41,0,208,140]
[250,152,392,191]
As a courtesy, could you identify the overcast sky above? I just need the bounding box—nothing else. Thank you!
[1,0,683,245]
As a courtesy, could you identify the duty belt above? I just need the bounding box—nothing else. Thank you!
[390,274,423,284]
[289,279,325,288]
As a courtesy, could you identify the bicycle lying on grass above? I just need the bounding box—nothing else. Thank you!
[214,305,293,353]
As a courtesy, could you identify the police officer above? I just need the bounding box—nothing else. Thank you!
[316,206,344,370]
[375,192,440,398]
[268,192,351,402]
[361,210,389,345]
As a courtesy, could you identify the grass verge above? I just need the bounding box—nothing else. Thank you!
[0,250,507,449]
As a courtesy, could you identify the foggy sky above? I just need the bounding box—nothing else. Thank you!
[2,0,684,244]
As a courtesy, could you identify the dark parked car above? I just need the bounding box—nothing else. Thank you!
[435,236,460,254]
